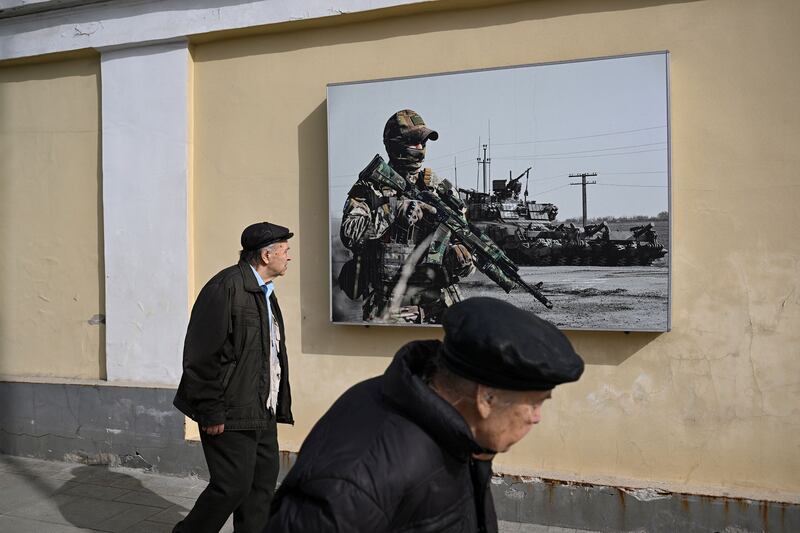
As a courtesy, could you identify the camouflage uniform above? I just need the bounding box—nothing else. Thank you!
[339,110,475,323]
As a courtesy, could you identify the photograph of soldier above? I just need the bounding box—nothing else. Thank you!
[338,110,476,323]
[328,52,671,331]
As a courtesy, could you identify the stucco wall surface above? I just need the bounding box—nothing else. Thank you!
[101,42,191,384]
[192,0,800,501]
[0,55,104,379]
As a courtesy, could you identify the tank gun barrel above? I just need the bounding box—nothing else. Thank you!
[512,167,531,183]
[630,222,654,238]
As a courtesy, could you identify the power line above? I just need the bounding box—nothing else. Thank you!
[423,125,667,163]
[598,170,667,175]
[492,125,667,146]
[535,142,666,157]
[596,183,667,188]
[424,146,481,163]
[495,147,667,161]
[493,143,666,159]
[427,140,666,164]
[536,183,571,195]
[532,172,570,183]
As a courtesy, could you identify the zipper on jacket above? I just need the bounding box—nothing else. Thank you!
[226,286,233,335]
[221,360,237,391]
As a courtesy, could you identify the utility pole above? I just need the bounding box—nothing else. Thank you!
[477,144,490,194]
[569,172,598,227]
[453,156,458,189]
[476,137,481,191]
[487,120,492,188]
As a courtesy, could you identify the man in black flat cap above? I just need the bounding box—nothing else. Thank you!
[266,297,584,533]
[173,221,294,533]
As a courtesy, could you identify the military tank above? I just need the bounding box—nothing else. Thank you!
[459,173,667,267]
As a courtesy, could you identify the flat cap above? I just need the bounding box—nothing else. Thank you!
[441,297,584,391]
[383,109,439,145]
[240,221,293,251]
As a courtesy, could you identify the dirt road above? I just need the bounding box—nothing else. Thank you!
[460,265,669,331]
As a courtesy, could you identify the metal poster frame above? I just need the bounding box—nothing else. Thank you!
[327,51,672,331]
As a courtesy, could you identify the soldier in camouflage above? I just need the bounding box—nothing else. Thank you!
[339,109,475,323]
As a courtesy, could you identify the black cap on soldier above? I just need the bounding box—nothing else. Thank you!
[241,221,293,252]
[440,297,584,391]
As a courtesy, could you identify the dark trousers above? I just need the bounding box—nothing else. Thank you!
[174,421,279,533]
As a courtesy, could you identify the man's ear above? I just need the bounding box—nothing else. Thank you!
[475,384,494,419]
[260,248,270,265]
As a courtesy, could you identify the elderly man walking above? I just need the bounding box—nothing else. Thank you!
[173,221,294,533]
[266,297,584,533]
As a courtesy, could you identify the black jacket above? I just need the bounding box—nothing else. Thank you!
[266,340,498,533]
[174,261,293,429]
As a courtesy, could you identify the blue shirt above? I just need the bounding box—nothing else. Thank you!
[249,265,275,327]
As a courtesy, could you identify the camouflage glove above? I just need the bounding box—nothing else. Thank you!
[395,198,437,228]
[444,243,475,278]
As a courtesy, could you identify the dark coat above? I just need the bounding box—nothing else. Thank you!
[173,261,293,429]
[266,340,498,533]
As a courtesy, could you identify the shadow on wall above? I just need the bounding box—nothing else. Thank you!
[297,101,429,359]
[296,100,661,365]
[95,68,107,380]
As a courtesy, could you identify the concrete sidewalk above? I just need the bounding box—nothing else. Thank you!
[0,454,591,532]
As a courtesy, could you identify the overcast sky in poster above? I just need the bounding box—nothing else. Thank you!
[327,52,669,221]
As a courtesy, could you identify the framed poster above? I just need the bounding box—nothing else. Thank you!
[329,52,671,331]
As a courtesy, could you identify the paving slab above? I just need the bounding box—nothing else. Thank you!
[0,472,64,513]
[58,482,133,501]
[146,504,190,525]
[0,514,96,532]
[112,490,193,510]
[121,519,180,533]
[5,493,82,526]
[92,504,165,533]
[0,454,584,533]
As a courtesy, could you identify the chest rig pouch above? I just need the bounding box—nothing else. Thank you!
[380,224,453,288]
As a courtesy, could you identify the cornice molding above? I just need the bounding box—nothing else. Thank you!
[0,0,431,61]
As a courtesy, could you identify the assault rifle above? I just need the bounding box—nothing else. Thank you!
[359,154,553,309]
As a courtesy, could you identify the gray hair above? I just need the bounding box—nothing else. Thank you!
[239,242,282,266]
[425,348,516,407]
[424,349,478,399]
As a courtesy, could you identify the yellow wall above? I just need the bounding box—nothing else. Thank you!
[0,56,104,379]
[192,0,800,499]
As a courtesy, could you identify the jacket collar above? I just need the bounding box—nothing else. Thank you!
[238,261,265,293]
[381,340,490,461]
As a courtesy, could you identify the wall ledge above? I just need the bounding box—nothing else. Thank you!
[0,0,109,19]
[0,0,435,61]
[490,472,799,532]
[0,375,176,389]
[491,470,800,507]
